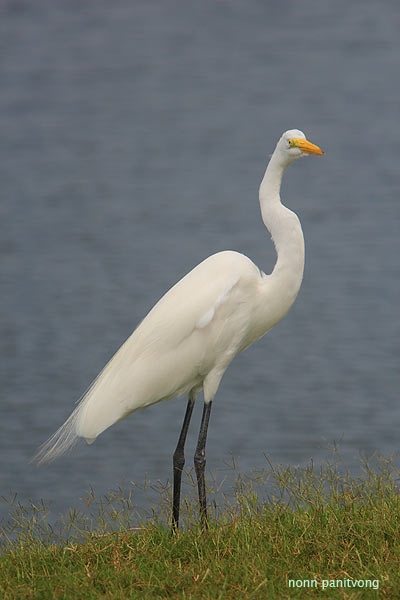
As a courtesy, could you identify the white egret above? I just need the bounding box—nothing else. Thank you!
[34,129,323,529]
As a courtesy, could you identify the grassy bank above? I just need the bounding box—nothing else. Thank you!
[1,455,399,599]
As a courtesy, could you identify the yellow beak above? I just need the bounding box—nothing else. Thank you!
[290,138,324,156]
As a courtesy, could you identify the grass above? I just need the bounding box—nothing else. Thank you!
[1,453,399,599]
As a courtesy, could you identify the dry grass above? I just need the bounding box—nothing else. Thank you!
[1,453,399,598]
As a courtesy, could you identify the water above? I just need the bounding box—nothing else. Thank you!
[1,0,399,522]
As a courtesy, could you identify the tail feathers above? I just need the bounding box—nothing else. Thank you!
[32,406,83,466]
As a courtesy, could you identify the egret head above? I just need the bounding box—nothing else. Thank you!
[278,129,324,164]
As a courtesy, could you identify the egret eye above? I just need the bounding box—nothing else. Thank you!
[288,139,296,148]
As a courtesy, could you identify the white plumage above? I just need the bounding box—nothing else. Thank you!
[35,129,323,528]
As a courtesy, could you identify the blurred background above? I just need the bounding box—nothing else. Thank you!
[1,0,399,522]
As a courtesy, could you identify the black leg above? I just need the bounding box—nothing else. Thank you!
[172,394,195,530]
[194,401,213,529]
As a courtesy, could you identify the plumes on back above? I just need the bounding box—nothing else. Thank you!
[34,251,271,464]
[34,404,83,465]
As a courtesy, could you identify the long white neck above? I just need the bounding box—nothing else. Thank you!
[259,150,305,314]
